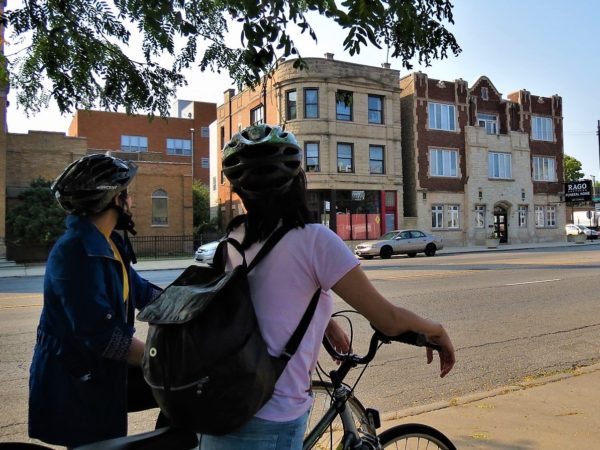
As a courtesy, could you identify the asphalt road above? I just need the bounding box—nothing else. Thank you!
[1,246,599,445]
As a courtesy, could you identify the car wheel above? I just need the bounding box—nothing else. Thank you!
[424,244,436,257]
[407,252,417,258]
[380,246,393,259]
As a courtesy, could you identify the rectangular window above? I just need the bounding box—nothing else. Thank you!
[534,206,545,228]
[336,91,353,121]
[286,90,297,120]
[369,145,385,174]
[250,105,264,125]
[337,143,353,173]
[200,127,210,138]
[546,206,556,227]
[477,113,498,134]
[431,205,444,229]
[488,152,512,179]
[305,142,320,172]
[428,102,456,131]
[518,205,528,228]
[201,157,209,169]
[166,138,192,156]
[304,88,319,118]
[447,205,459,228]
[368,95,384,124]
[481,87,489,100]
[475,205,486,228]
[430,149,458,177]
[121,135,148,152]
[532,115,553,141]
[532,156,556,181]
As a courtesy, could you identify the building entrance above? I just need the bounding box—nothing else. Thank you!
[494,205,508,243]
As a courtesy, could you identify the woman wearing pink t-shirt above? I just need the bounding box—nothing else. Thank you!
[198,124,455,450]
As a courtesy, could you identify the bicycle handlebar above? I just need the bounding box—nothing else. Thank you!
[322,328,443,366]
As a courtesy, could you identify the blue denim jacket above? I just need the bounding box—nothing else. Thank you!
[28,215,161,447]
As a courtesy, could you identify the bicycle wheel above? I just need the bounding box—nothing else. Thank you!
[307,380,375,448]
[378,423,456,450]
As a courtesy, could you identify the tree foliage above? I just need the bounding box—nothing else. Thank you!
[1,0,461,116]
[564,154,584,182]
[192,180,210,228]
[6,178,66,246]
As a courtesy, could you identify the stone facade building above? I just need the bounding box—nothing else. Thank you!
[216,55,404,239]
[400,72,564,246]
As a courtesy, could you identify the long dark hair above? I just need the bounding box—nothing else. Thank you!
[226,170,312,249]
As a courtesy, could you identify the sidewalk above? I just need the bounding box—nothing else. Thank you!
[1,238,598,278]
[381,363,600,449]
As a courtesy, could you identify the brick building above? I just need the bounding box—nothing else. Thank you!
[216,55,404,239]
[400,72,564,246]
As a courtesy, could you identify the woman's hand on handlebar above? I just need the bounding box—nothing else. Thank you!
[425,326,455,378]
[325,319,351,361]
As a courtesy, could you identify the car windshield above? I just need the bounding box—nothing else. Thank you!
[379,231,399,240]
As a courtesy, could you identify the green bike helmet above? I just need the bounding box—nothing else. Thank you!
[222,124,302,198]
[52,153,137,215]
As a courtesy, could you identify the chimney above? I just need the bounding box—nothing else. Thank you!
[381,62,391,69]
[324,52,334,60]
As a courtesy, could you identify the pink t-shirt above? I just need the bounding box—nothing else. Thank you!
[225,223,359,421]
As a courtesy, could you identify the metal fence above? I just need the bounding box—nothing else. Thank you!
[129,233,222,259]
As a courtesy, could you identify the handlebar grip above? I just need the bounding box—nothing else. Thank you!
[375,329,443,352]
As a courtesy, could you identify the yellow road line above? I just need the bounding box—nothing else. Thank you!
[0,294,42,300]
[369,270,475,281]
[0,303,42,309]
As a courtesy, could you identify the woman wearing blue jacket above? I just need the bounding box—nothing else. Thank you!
[28,154,162,448]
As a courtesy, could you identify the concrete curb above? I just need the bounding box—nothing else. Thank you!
[380,362,600,423]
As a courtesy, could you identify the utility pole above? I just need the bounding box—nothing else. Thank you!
[190,128,195,182]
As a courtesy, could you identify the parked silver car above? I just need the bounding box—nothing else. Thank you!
[565,224,598,240]
[194,240,220,265]
[355,229,444,259]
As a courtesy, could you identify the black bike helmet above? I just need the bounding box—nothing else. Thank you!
[52,154,138,215]
[222,124,302,198]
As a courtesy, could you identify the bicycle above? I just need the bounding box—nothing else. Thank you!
[3,318,456,450]
[304,315,456,450]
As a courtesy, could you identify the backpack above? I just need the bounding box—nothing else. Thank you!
[137,226,320,435]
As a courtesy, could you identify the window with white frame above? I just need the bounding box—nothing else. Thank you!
[369,145,384,174]
[250,105,264,125]
[477,113,498,134]
[430,149,458,177]
[121,135,148,152]
[337,143,353,173]
[368,95,384,124]
[428,102,456,131]
[447,205,460,228]
[152,189,168,226]
[166,138,191,156]
[534,206,545,227]
[546,206,556,227]
[518,205,528,227]
[481,87,489,100]
[532,156,556,181]
[431,205,444,229]
[475,205,486,228]
[532,116,553,141]
[304,88,319,118]
[488,152,512,179]
[201,157,209,169]
[305,142,320,172]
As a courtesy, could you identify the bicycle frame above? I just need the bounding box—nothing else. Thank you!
[303,384,362,450]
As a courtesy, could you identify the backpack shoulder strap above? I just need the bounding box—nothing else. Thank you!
[246,226,291,273]
[279,287,321,362]
[212,237,247,272]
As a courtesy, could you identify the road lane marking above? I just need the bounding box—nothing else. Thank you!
[0,303,42,309]
[505,279,561,286]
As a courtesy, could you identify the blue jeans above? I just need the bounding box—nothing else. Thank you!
[198,411,309,450]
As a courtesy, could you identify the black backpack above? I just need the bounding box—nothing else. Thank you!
[137,226,320,435]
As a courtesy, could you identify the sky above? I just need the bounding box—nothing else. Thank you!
[5,0,600,178]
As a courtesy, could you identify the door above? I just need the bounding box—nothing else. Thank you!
[494,206,508,243]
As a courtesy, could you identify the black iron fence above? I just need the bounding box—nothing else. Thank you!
[130,233,222,259]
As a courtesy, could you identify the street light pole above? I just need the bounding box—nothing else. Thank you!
[190,128,195,182]
[592,174,597,227]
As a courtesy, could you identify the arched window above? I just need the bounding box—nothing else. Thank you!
[152,189,168,226]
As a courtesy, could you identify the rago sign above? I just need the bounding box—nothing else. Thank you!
[564,180,592,202]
